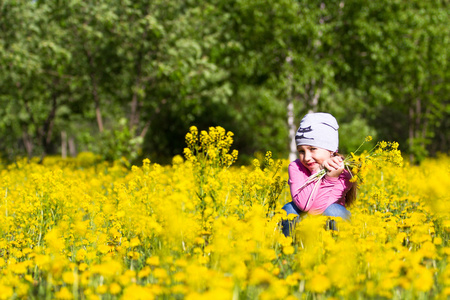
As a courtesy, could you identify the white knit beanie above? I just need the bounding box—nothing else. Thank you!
[295,112,339,152]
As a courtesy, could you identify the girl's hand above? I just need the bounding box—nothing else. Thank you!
[322,156,344,178]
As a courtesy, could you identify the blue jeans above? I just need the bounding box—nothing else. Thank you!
[281,202,351,236]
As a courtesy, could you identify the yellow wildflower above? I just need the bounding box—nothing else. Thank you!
[55,287,73,300]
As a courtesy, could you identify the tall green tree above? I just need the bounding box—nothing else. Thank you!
[0,1,74,160]
[0,0,447,163]
[330,0,449,162]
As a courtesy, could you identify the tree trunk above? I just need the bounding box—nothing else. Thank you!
[408,102,414,163]
[130,58,143,130]
[91,71,103,133]
[21,99,35,159]
[95,97,103,133]
[61,131,67,158]
[40,94,58,162]
[421,105,430,147]
[139,120,151,139]
[415,97,427,150]
[415,98,421,140]
[22,129,33,159]
[287,99,297,162]
[130,5,151,135]
[308,78,321,113]
[130,91,140,131]
[69,136,77,157]
[285,52,298,162]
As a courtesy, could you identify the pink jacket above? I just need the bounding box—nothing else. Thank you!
[288,159,353,215]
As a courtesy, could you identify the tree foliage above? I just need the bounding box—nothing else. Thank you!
[0,0,448,164]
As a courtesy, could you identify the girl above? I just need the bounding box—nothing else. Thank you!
[281,112,356,236]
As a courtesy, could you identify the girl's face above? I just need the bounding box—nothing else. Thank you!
[297,145,333,173]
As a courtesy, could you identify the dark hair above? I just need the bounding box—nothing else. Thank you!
[345,183,358,207]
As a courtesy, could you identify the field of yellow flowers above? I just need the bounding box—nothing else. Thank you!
[0,126,449,300]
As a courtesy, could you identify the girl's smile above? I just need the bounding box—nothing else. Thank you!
[297,145,333,173]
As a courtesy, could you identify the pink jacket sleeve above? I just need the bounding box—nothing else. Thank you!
[288,159,353,215]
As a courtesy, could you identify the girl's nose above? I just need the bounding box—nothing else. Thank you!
[304,151,312,161]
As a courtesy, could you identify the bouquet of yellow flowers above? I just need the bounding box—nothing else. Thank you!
[298,136,404,192]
